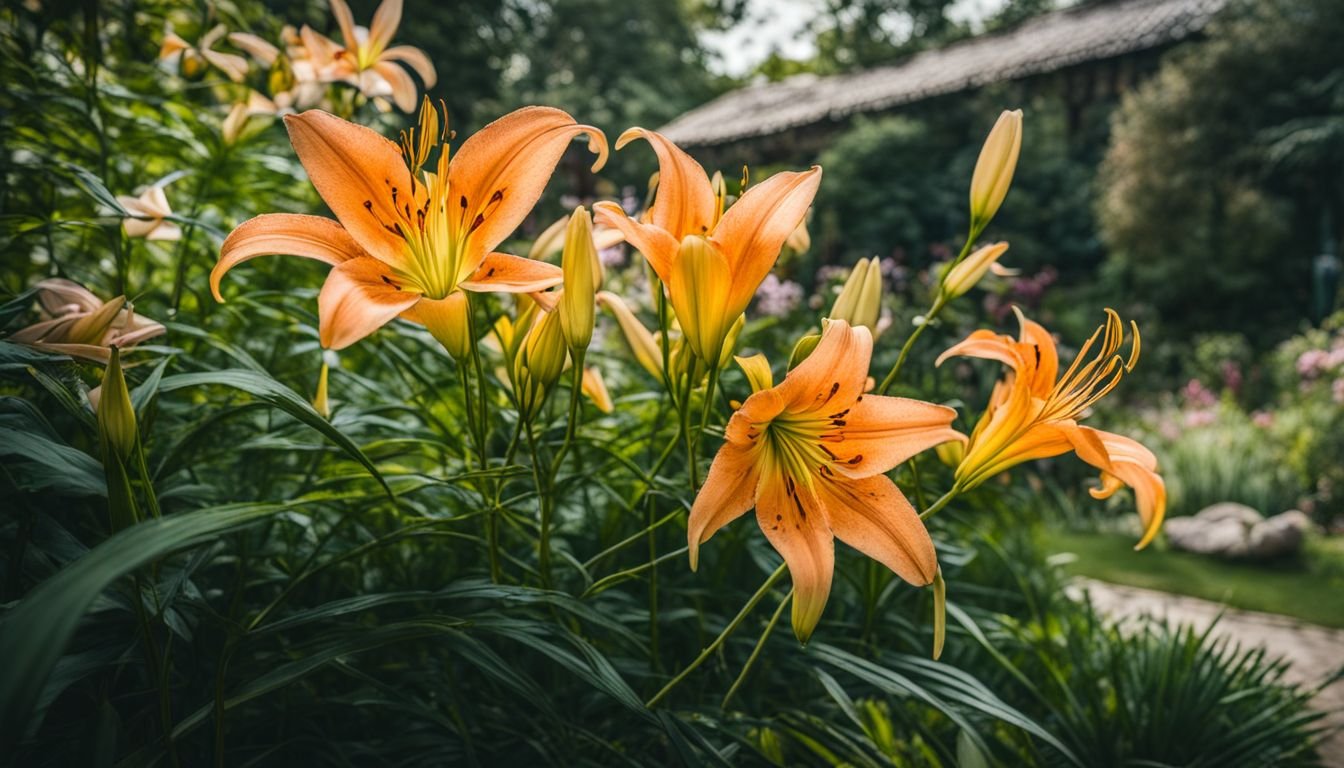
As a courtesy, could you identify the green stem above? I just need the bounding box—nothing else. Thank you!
[524,421,554,586]
[919,487,960,521]
[646,562,788,709]
[721,588,792,709]
[876,234,979,396]
[583,545,688,597]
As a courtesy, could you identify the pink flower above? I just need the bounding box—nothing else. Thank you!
[1297,349,1328,379]
[1252,410,1274,428]
[753,274,803,317]
[1181,378,1217,409]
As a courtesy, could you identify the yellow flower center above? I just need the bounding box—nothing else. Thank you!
[360,102,509,300]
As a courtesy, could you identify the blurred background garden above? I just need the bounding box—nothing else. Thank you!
[2,0,1343,764]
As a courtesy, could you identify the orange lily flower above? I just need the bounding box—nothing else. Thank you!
[688,320,963,642]
[10,279,165,364]
[938,308,1166,549]
[593,128,820,363]
[211,102,607,353]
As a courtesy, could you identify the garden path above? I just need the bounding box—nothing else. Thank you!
[1070,578,1344,764]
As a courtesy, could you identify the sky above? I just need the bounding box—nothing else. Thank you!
[702,0,1013,77]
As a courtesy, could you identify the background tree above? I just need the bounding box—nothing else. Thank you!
[1096,0,1344,346]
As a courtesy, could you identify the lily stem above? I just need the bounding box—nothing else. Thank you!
[522,421,550,587]
[646,562,788,709]
[721,588,792,709]
[920,487,960,521]
[876,232,980,396]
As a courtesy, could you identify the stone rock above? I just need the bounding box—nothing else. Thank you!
[1194,502,1263,526]
[1246,510,1312,559]
[1165,503,1311,560]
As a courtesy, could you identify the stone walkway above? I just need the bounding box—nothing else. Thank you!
[1068,578,1344,764]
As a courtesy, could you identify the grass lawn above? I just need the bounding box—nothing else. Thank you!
[1039,529,1344,629]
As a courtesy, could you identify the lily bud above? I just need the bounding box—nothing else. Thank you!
[522,308,568,390]
[720,314,746,369]
[312,362,331,419]
[559,206,599,354]
[669,235,731,364]
[828,257,882,333]
[97,347,137,461]
[180,50,209,81]
[734,353,773,393]
[940,242,1010,300]
[788,333,820,370]
[969,109,1023,232]
[935,439,965,468]
[268,53,296,97]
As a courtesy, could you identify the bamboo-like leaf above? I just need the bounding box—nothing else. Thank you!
[0,502,288,750]
[0,426,105,496]
[156,369,391,497]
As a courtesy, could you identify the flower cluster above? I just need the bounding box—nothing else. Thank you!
[157,0,435,148]
[199,102,1166,647]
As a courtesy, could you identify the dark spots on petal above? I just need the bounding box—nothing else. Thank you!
[489,189,504,204]
[831,419,847,427]
[380,275,402,291]
[363,200,373,211]
[847,454,864,465]
[819,445,838,460]
[856,394,864,402]
[469,213,485,233]
[775,514,782,521]
[459,195,468,209]
[486,267,496,278]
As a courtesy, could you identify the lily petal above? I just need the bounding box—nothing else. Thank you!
[615,127,716,240]
[935,328,1019,369]
[212,214,369,301]
[382,45,436,87]
[449,106,608,264]
[821,474,937,586]
[371,60,418,113]
[712,166,822,312]
[596,290,662,379]
[458,252,563,294]
[228,32,279,66]
[367,0,403,58]
[1076,426,1166,550]
[35,278,102,315]
[687,442,762,570]
[317,257,421,349]
[329,0,360,51]
[283,110,414,268]
[592,201,679,282]
[757,475,834,644]
[829,395,963,478]
[777,320,871,414]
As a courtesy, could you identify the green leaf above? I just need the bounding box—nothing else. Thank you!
[0,502,288,750]
[0,426,105,496]
[156,369,391,498]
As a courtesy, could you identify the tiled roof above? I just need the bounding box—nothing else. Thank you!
[660,0,1225,146]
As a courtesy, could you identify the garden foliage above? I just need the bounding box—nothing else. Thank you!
[0,1,1330,765]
